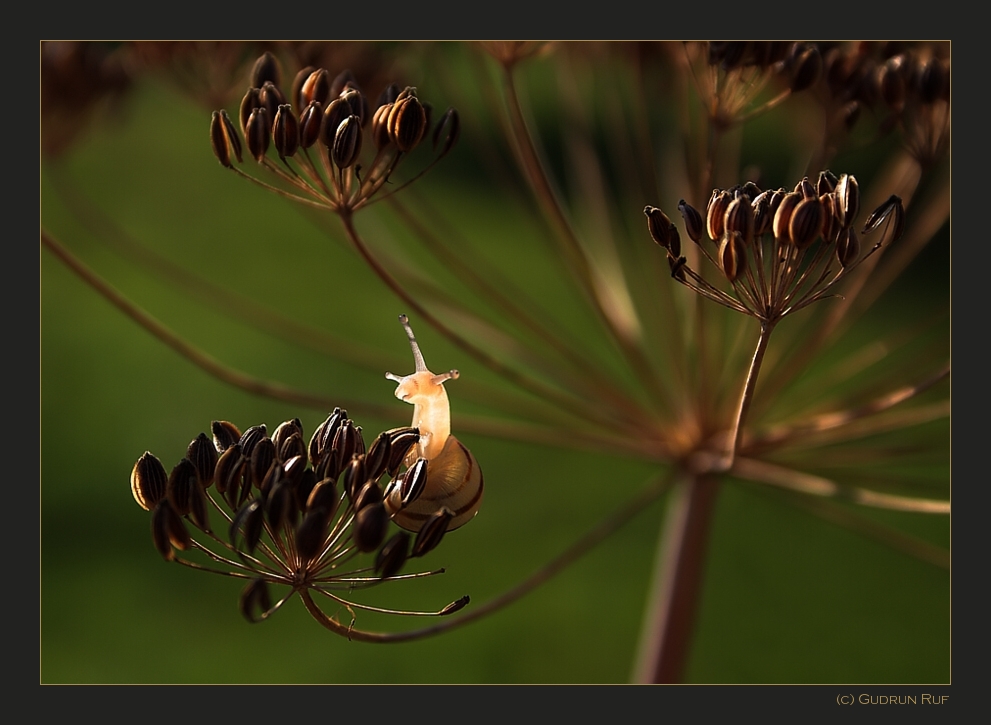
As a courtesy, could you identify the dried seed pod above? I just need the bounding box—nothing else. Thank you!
[355,480,384,512]
[214,443,244,496]
[439,595,471,615]
[371,102,393,149]
[387,89,427,153]
[331,115,362,169]
[230,499,264,554]
[667,255,687,281]
[376,82,401,109]
[238,424,268,457]
[718,232,746,282]
[320,98,352,148]
[249,437,277,490]
[167,457,199,516]
[788,197,824,248]
[706,189,732,241]
[131,451,168,511]
[239,577,272,623]
[411,507,454,558]
[298,101,323,149]
[210,110,242,168]
[331,420,364,479]
[667,226,682,259]
[272,104,299,160]
[862,194,904,243]
[819,193,839,244]
[245,107,270,162]
[432,107,460,155]
[329,69,357,98]
[644,206,673,251]
[772,192,802,241]
[878,56,907,111]
[723,197,755,247]
[834,174,860,229]
[185,433,217,490]
[739,181,762,201]
[152,500,191,561]
[250,52,281,89]
[299,68,331,109]
[212,420,242,453]
[751,191,774,237]
[265,479,296,533]
[375,531,411,579]
[795,177,816,199]
[677,200,704,243]
[789,44,822,92]
[272,418,305,461]
[258,81,285,122]
[296,508,329,562]
[816,170,838,196]
[836,226,861,268]
[291,65,316,111]
[385,427,420,477]
[339,87,368,124]
[309,408,344,467]
[364,431,392,483]
[294,467,318,512]
[341,454,367,503]
[239,87,261,137]
[354,501,389,553]
[281,454,307,490]
[305,477,339,518]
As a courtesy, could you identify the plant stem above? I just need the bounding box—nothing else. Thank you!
[720,320,775,471]
[633,472,720,683]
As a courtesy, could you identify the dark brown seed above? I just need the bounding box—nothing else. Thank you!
[371,102,393,149]
[266,479,295,533]
[298,101,323,149]
[400,458,428,507]
[751,191,773,237]
[388,90,427,153]
[272,104,299,160]
[836,227,861,268]
[239,577,272,623]
[131,451,168,511]
[432,107,460,155]
[152,500,189,561]
[706,190,731,241]
[214,443,244,496]
[788,197,824,248]
[321,98,352,148]
[258,81,285,122]
[386,427,420,476]
[188,482,210,532]
[668,255,687,281]
[329,69,357,99]
[271,419,303,456]
[331,115,362,169]
[789,44,822,92]
[230,499,264,553]
[342,455,367,503]
[718,232,746,282]
[167,457,199,516]
[251,52,281,90]
[915,57,947,104]
[294,468,318,511]
[212,420,242,453]
[299,68,331,109]
[210,110,242,168]
[819,193,838,244]
[772,192,802,241]
[862,195,904,243]
[339,87,368,124]
[296,508,329,562]
[239,87,261,137]
[354,502,389,553]
[816,170,838,196]
[834,174,860,229]
[238,424,268,457]
[258,458,281,499]
[411,507,454,557]
[644,206,672,250]
[364,432,392,482]
[281,454,307,490]
[740,181,762,201]
[306,478,339,518]
[245,107,270,162]
[677,200,704,243]
[376,83,401,109]
[667,226,682,258]
[723,197,755,247]
[879,56,907,111]
[249,437,277,490]
[291,65,316,111]
[795,177,816,199]
[186,433,217,489]
[354,480,384,511]
[439,595,470,616]
[375,531,411,579]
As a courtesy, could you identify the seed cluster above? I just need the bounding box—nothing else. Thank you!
[210,52,459,213]
[130,408,465,626]
[645,171,905,324]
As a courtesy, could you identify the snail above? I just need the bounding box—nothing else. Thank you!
[384,314,483,532]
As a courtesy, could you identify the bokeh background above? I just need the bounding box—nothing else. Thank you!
[40,41,949,683]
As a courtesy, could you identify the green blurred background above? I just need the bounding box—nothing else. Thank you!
[40,42,949,683]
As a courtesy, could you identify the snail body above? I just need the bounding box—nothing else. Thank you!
[384,315,483,532]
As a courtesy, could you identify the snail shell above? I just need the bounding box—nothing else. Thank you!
[384,315,483,532]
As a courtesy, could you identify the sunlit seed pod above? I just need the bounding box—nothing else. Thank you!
[816,170,838,196]
[740,181,762,201]
[239,577,272,624]
[239,87,261,137]
[281,454,307,490]
[331,115,363,169]
[411,507,454,558]
[677,200,704,243]
[131,451,168,511]
[385,427,420,477]
[230,499,264,554]
[185,432,217,489]
[862,194,904,243]
[723,197,755,247]
[238,424,267,457]
[375,531,411,579]
[706,189,732,241]
[305,477,339,519]
[432,107,460,156]
[355,480,384,512]
[212,420,242,453]
[167,458,199,516]
[834,173,860,229]
[273,419,305,461]
[439,595,471,616]
[209,110,242,168]
[789,44,822,92]
[339,87,368,125]
[387,91,427,153]
[751,191,773,237]
[788,197,824,248]
[249,437,277,490]
[329,69,357,99]
[296,507,329,562]
[331,420,364,478]
[272,104,299,160]
[718,232,746,282]
[320,98,352,148]
[290,65,316,111]
[299,68,331,109]
[354,502,389,553]
[836,226,861,268]
[213,443,243,496]
[364,431,392,483]
[371,102,393,149]
[298,101,323,149]
[768,188,786,218]
[245,107,270,162]
[795,177,816,199]
[644,206,673,250]
[772,191,802,241]
[251,51,281,89]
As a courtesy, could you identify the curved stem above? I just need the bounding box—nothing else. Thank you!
[633,471,720,683]
[717,320,775,472]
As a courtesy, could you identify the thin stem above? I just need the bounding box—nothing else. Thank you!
[633,472,720,683]
[717,320,775,472]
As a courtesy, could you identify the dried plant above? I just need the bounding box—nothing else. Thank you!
[41,41,949,684]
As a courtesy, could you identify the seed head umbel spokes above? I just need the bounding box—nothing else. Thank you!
[209,51,460,216]
[129,408,471,640]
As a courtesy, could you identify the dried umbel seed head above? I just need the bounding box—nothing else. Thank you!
[131,451,168,511]
[210,109,242,168]
[677,200,704,243]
